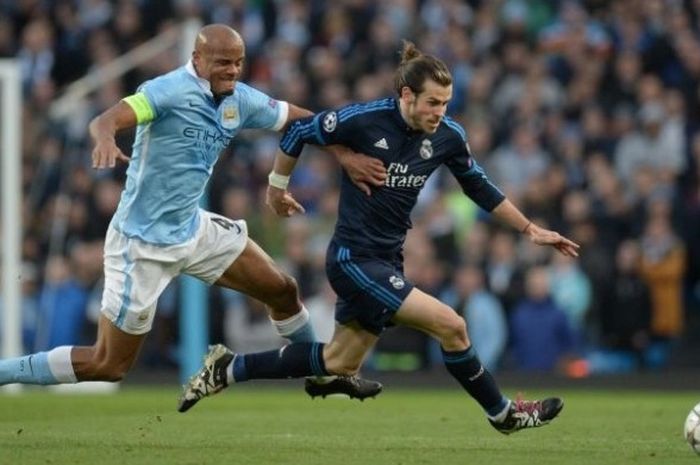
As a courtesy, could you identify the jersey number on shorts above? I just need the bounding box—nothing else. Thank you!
[211,217,241,233]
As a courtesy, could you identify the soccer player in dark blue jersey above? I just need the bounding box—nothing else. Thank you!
[181,41,580,434]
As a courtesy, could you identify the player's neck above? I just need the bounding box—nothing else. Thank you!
[398,99,421,132]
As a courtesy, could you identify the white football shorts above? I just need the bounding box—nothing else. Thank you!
[101,209,248,335]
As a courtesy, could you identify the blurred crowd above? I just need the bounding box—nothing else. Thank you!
[2,0,700,375]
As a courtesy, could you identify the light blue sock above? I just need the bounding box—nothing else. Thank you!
[0,352,57,385]
[272,306,317,343]
[0,346,76,385]
[286,321,316,343]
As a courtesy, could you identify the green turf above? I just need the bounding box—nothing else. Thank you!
[0,385,698,465]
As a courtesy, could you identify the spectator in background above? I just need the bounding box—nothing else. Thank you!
[548,252,591,348]
[17,18,54,96]
[487,123,551,199]
[590,239,651,374]
[600,50,642,111]
[459,220,491,267]
[0,13,17,57]
[580,104,616,157]
[614,101,686,198]
[51,1,89,87]
[683,134,700,314]
[34,254,88,351]
[485,230,526,312]
[640,209,686,368]
[510,266,574,372]
[20,264,40,352]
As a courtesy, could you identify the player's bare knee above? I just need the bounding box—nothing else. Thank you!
[280,273,299,302]
[438,314,468,350]
[267,273,300,319]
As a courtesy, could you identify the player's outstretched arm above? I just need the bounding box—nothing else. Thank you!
[89,101,137,169]
[491,199,580,257]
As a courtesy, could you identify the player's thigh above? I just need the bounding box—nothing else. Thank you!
[183,210,249,284]
[323,322,378,374]
[327,242,413,334]
[183,211,292,304]
[392,288,469,347]
[101,225,179,335]
[215,237,293,304]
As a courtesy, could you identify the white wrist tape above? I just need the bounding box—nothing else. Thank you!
[268,171,290,190]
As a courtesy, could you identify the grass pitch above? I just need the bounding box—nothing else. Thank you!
[0,384,697,465]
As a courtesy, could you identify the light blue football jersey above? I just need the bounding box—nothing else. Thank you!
[111,61,288,245]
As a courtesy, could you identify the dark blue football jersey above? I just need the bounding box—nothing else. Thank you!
[280,98,505,253]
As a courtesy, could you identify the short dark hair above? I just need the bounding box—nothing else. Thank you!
[393,40,452,96]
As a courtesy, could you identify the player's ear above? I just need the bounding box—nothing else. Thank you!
[400,86,415,103]
[193,50,204,65]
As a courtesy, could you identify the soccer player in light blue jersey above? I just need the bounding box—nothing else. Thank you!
[0,24,386,407]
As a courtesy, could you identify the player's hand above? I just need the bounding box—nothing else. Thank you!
[526,224,580,257]
[92,139,130,169]
[336,150,387,196]
[266,185,306,217]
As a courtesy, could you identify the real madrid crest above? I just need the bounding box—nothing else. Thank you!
[389,275,405,290]
[221,104,239,129]
[419,139,433,159]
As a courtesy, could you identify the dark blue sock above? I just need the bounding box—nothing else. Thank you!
[233,342,327,382]
[442,346,508,416]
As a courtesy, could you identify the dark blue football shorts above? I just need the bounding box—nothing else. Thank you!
[325,240,414,335]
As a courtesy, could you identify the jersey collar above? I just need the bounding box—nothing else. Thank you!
[185,60,213,97]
